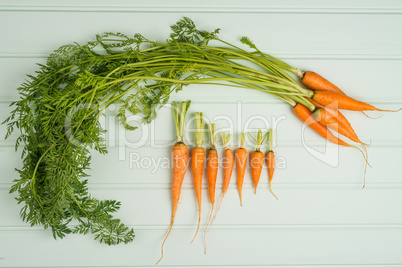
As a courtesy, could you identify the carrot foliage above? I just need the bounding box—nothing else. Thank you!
[3,17,311,243]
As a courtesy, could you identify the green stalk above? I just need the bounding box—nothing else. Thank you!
[194,112,204,148]
[208,123,217,150]
[221,132,232,150]
[268,129,275,152]
[172,101,191,143]
[248,129,269,152]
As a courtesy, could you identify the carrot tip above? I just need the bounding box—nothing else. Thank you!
[270,189,279,200]
[377,107,402,113]
[361,111,384,119]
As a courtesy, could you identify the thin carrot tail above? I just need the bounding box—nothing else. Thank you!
[269,180,278,200]
[209,194,224,232]
[156,219,174,265]
[362,144,369,189]
[361,111,384,119]
[350,144,371,169]
[190,210,201,244]
[203,205,214,255]
[376,107,402,113]
[239,188,243,206]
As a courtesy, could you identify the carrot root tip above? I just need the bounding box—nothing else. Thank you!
[361,111,384,119]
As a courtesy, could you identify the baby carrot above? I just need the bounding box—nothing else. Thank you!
[266,129,278,200]
[203,123,218,254]
[157,101,190,265]
[190,112,205,243]
[235,133,247,206]
[248,129,269,194]
[212,133,234,223]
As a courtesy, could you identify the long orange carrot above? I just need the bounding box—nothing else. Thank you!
[157,101,190,265]
[312,107,366,145]
[190,112,205,243]
[203,123,218,254]
[212,132,233,223]
[293,103,355,146]
[235,133,247,206]
[249,129,269,194]
[266,129,278,200]
[292,103,370,166]
[312,91,402,112]
[301,71,346,95]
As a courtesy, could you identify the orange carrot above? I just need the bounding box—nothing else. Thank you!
[312,91,402,112]
[292,103,370,164]
[157,101,190,265]
[301,71,346,95]
[249,129,269,194]
[212,132,233,222]
[312,107,366,145]
[235,133,247,206]
[293,103,353,146]
[190,112,205,243]
[203,123,218,254]
[293,102,371,187]
[266,129,278,200]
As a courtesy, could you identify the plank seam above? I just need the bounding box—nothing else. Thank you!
[1,5,402,14]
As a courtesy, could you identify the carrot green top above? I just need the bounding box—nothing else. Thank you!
[239,132,246,148]
[248,129,269,151]
[221,132,232,150]
[194,112,204,147]
[172,101,191,143]
[268,128,276,152]
[208,123,217,150]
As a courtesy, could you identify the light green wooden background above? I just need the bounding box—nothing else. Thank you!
[1,0,402,267]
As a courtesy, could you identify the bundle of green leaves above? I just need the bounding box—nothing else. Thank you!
[3,17,312,244]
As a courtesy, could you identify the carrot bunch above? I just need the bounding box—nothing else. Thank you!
[292,71,402,186]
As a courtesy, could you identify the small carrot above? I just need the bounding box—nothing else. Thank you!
[190,112,205,243]
[212,132,234,223]
[248,129,269,194]
[266,129,278,200]
[312,107,366,145]
[312,91,402,112]
[157,101,190,265]
[235,133,247,206]
[203,123,218,254]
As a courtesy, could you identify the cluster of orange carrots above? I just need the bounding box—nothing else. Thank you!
[156,101,279,264]
[157,71,401,264]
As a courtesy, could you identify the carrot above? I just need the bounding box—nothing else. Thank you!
[203,123,218,254]
[312,107,366,145]
[312,91,402,112]
[292,103,370,165]
[301,71,346,95]
[212,132,234,223]
[266,129,278,200]
[293,102,371,187]
[190,112,205,243]
[157,101,190,265]
[235,133,247,206]
[248,129,269,194]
